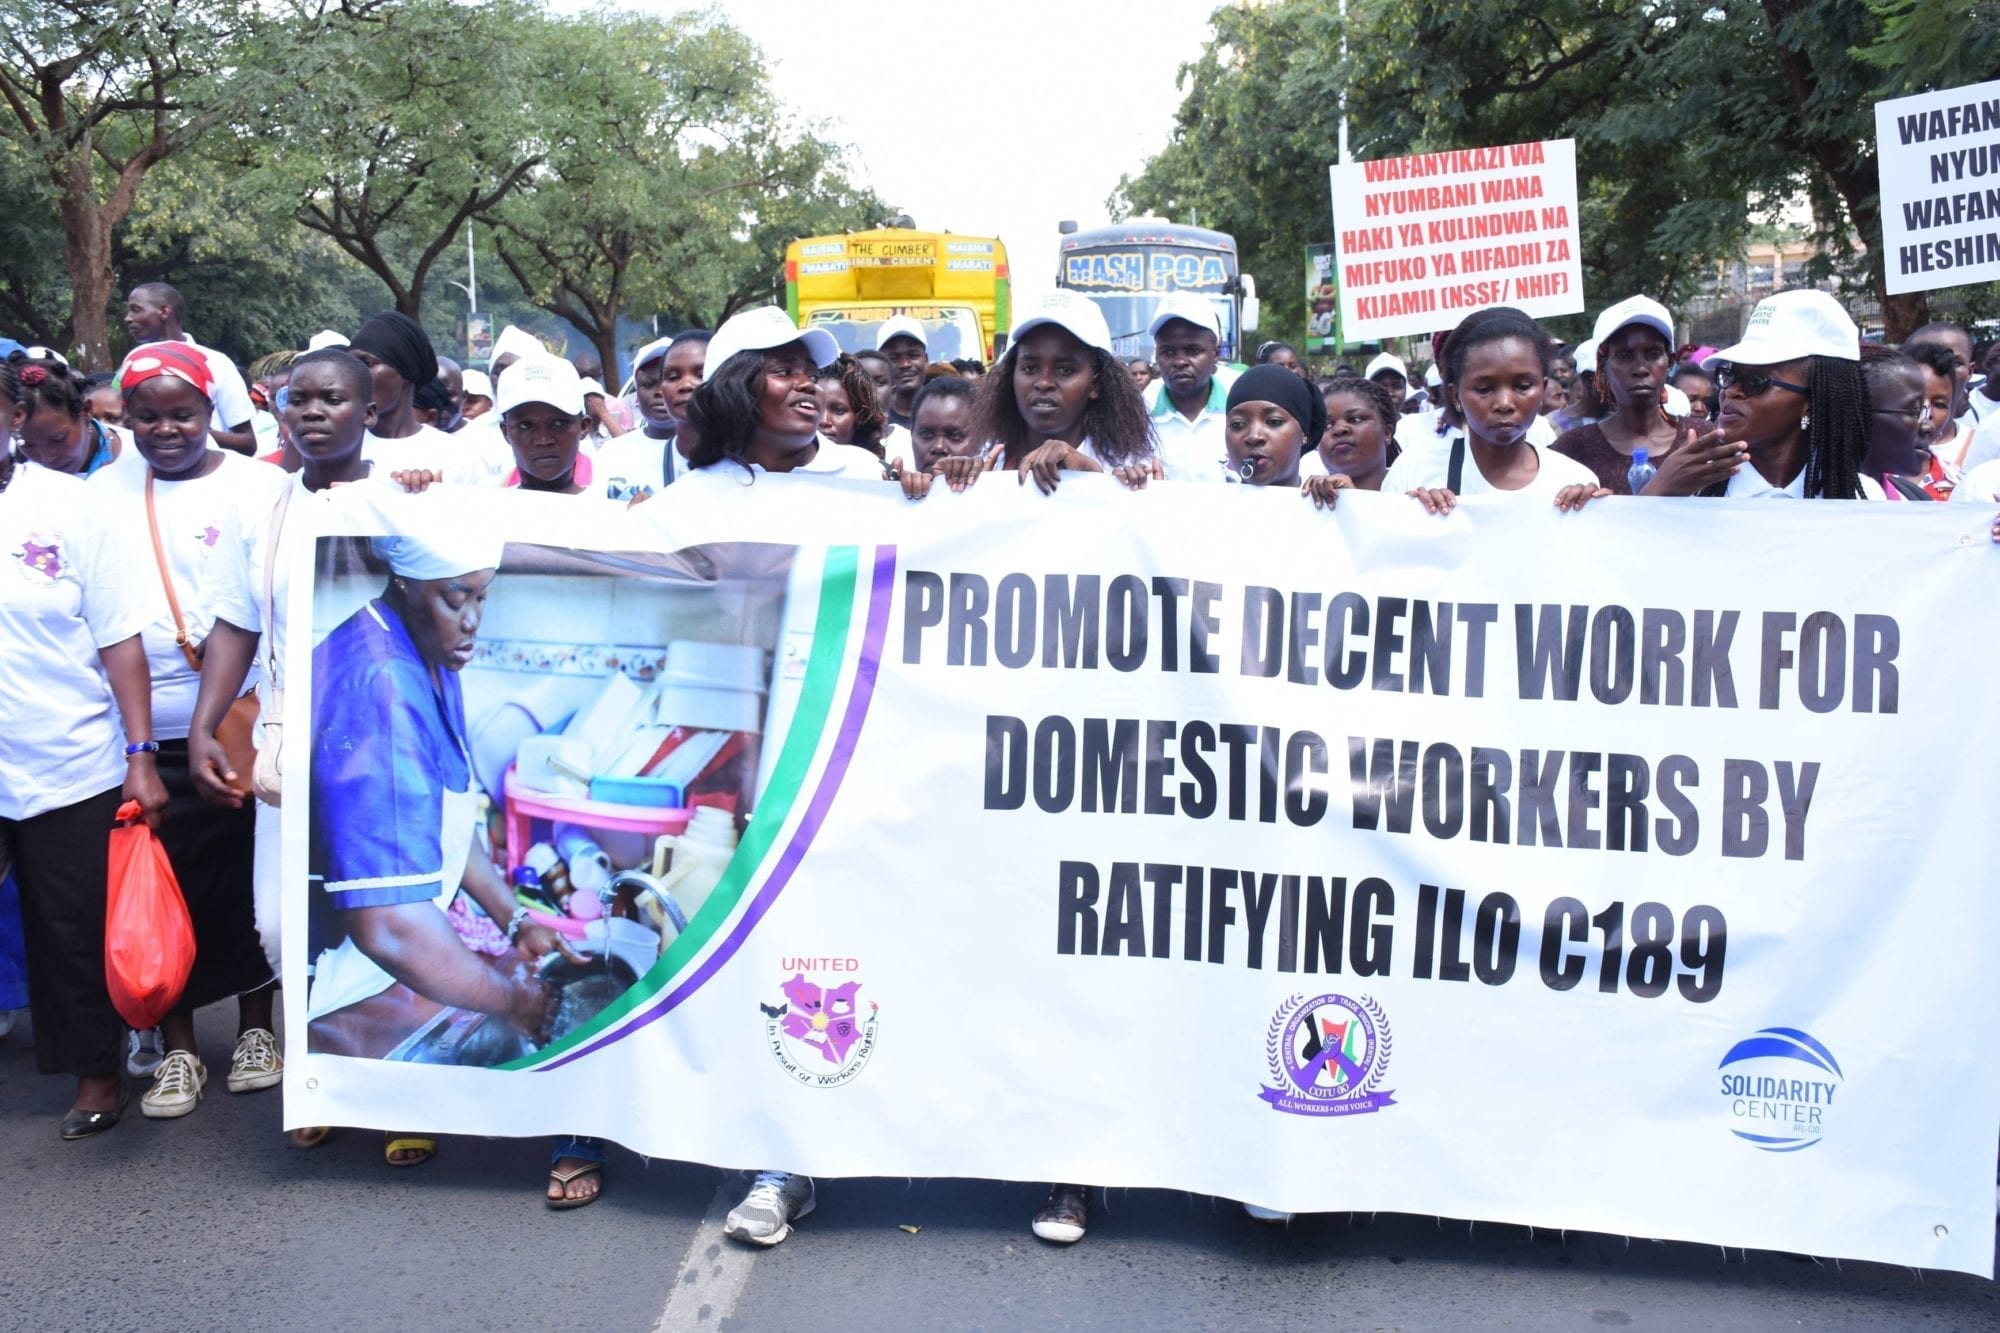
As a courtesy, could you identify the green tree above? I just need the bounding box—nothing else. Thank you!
[1119,0,1996,348]
[242,0,558,319]
[488,10,890,371]
[0,0,371,367]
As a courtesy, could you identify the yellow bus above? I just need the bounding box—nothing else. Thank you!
[785,228,1009,362]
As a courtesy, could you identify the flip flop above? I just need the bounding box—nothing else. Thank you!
[384,1134,436,1167]
[60,1089,131,1141]
[546,1159,605,1210]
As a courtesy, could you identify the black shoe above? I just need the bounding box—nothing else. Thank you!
[60,1089,130,1141]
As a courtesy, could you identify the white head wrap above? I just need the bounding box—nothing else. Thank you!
[371,533,507,582]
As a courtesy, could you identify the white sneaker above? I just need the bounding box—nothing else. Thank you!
[0,1008,21,1038]
[724,1171,816,1247]
[226,1027,283,1093]
[140,1050,207,1119]
[1031,1184,1089,1244]
[126,1027,165,1078]
[1243,1202,1294,1225]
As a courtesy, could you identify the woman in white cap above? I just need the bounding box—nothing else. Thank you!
[676,307,887,491]
[595,330,708,501]
[1554,296,1695,494]
[918,292,1158,496]
[1645,290,1868,499]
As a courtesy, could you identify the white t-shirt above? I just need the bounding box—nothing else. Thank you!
[361,424,487,484]
[880,423,913,472]
[1956,415,2000,474]
[213,470,407,728]
[168,335,256,437]
[1950,458,2000,504]
[595,427,684,501]
[1721,461,1809,499]
[1381,432,1597,498]
[670,441,890,497]
[0,462,156,818]
[89,449,289,738]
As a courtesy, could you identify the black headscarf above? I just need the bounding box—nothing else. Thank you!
[350,311,438,389]
[1226,364,1328,448]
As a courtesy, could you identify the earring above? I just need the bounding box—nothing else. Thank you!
[1799,412,1811,432]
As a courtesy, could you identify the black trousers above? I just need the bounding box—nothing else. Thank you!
[155,741,272,1013]
[7,785,124,1077]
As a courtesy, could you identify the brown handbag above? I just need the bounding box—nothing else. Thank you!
[145,469,259,794]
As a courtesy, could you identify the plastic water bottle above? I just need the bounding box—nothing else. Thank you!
[554,823,613,915]
[1626,448,1657,496]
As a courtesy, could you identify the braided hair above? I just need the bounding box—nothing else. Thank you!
[1796,357,1868,499]
[817,354,887,458]
[6,348,88,423]
[969,338,1157,468]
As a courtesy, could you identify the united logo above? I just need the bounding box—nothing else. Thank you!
[760,967,879,1089]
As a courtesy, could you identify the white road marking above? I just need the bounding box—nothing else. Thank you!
[653,1177,759,1331]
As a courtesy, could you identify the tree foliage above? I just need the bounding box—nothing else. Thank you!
[1119,0,1999,348]
[0,0,892,369]
[486,9,889,371]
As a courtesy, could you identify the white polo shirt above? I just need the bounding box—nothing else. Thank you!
[1950,458,2000,504]
[1144,372,1238,483]
[1722,462,1808,499]
[0,462,156,818]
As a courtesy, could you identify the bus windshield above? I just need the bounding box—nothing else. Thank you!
[1057,226,1243,361]
[803,306,985,363]
[1079,293,1236,361]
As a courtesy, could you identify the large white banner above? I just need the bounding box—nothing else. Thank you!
[282,479,2000,1276]
[1328,138,1584,340]
[1876,78,2000,295]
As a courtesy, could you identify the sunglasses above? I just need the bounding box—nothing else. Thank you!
[1715,365,1807,398]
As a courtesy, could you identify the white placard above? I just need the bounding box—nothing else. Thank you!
[1876,78,2000,295]
[1328,139,1584,341]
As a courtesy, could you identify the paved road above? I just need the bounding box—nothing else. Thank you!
[4,1003,1997,1331]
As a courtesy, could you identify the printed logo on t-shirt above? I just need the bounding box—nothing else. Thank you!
[13,533,64,582]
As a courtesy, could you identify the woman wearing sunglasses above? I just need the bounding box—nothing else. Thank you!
[1639,290,1868,499]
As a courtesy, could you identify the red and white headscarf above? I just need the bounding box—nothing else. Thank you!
[119,342,214,401]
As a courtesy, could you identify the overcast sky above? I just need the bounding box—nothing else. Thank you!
[611,0,1227,307]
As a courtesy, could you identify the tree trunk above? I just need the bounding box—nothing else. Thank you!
[57,171,115,371]
[1759,0,1929,342]
[592,325,619,386]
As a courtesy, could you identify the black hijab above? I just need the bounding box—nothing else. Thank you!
[1226,364,1328,448]
[350,311,439,390]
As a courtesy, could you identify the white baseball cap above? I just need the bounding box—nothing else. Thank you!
[1703,290,1859,371]
[1146,292,1222,342]
[631,334,676,373]
[494,353,585,417]
[875,315,928,353]
[462,368,494,400]
[1592,295,1675,348]
[705,307,839,376]
[1364,352,1409,383]
[306,329,350,351]
[1423,363,1442,388]
[1013,290,1114,355]
[1574,338,1601,373]
[489,325,546,376]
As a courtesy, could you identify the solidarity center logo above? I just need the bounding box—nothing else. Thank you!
[1258,993,1396,1118]
[1717,1027,1842,1151]
[760,967,879,1089]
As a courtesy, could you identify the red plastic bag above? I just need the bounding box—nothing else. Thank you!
[104,800,196,1030]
